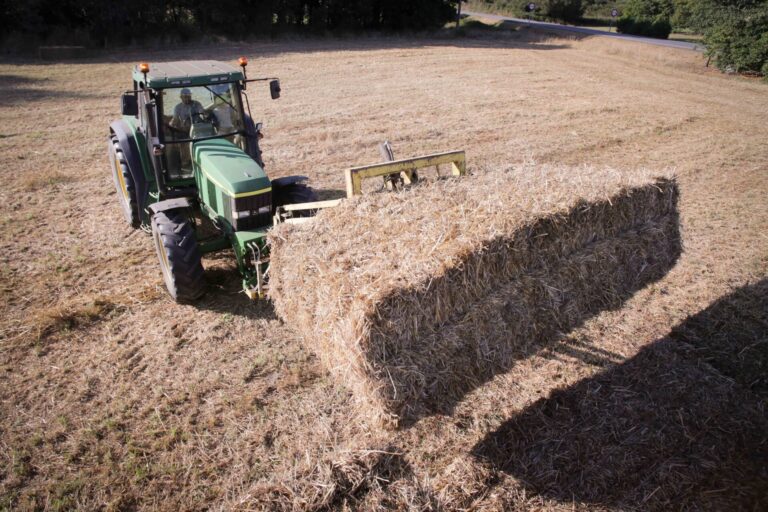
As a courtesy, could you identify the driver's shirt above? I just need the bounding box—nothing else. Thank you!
[171,100,204,132]
[211,103,235,133]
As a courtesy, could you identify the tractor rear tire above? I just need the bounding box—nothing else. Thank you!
[273,183,319,217]
[151,209,206,302]
[109,136,139,228]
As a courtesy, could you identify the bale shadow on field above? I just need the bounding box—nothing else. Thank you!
[471,279,768,510]
[394,187,682,426]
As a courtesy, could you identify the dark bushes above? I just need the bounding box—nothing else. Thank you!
[539,0,585,21]
[0,0,458,49]
[616,0,674,39]
[617,16,673,38]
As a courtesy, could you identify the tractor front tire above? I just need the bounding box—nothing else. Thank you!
[151,209,206,302]
[273,183,319,217]
[109,136,139,228]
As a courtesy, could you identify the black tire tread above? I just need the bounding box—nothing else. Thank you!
[110,135,140,228]
[273,183,319,217]
[152,209,205,302]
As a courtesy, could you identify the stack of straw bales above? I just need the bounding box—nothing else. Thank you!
[268,166,680,427]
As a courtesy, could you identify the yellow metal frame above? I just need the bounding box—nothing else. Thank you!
[280,199,343,211]
[272,199,344,225]
[344,150,466,197]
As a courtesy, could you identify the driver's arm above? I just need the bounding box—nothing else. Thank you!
[169,105,183,130]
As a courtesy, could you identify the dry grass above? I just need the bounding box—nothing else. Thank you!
[270,168,680,426]
[0,28,766,510]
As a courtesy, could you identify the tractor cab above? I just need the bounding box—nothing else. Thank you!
[125,60,266,188]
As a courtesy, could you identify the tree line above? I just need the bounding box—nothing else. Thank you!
[0,0,459,48]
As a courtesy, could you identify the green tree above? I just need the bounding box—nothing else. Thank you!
[671,0,696,29]
[698,1,768,73]
[616,0,674,38]
[624,0,674,18]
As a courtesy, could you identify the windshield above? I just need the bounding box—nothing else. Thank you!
[160,83,245,179]
[161,83,244,141]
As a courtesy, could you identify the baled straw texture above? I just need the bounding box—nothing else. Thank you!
[268,166,680,427]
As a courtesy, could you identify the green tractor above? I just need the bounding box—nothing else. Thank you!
[108,58,317,301]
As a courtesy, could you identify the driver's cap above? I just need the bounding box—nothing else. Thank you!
[180,88,192,96]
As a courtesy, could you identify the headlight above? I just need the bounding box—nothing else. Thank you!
[233,206,270,219]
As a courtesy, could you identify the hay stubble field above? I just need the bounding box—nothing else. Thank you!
[1,28,767,510]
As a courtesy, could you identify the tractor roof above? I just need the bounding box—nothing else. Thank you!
[134,60,245,89]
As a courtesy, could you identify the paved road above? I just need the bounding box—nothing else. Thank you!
[464,10,703,52]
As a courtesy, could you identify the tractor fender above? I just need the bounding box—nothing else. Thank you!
[109,120,150,213]
[271,175,309,189]
[148,197,193,215]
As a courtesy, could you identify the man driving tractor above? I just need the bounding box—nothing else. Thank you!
[170,88,205,133]
[165,88,204,174]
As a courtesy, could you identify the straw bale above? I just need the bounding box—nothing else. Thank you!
[268,166,680,426]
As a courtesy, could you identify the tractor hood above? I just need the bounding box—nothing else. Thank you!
[192,139,270,198]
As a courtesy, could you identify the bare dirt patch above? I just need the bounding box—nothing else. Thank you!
[1,31,766,510]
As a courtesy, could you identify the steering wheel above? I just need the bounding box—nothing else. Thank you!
[165,122,187,136]
[191,111,209,124]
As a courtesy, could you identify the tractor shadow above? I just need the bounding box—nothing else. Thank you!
[190,185,346,320]
[315,188,347,200]
[195,257,277,321]
[470,279,768,510]
[323,446,437,509]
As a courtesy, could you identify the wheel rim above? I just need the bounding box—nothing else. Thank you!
[154,228,171,276]
[154,227,177,299]
[114,153,130,202]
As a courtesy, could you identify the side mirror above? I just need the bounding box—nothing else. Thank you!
[121,94,138,116]
[269,80,281,100]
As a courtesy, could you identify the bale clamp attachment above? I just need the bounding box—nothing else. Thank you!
[273,199,343,225]
[345,148,466,197]
[273,146,466,225]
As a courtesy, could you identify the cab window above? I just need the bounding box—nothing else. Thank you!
[159,84,244,179]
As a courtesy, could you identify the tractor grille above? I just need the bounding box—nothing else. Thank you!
[224,189,272,231]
